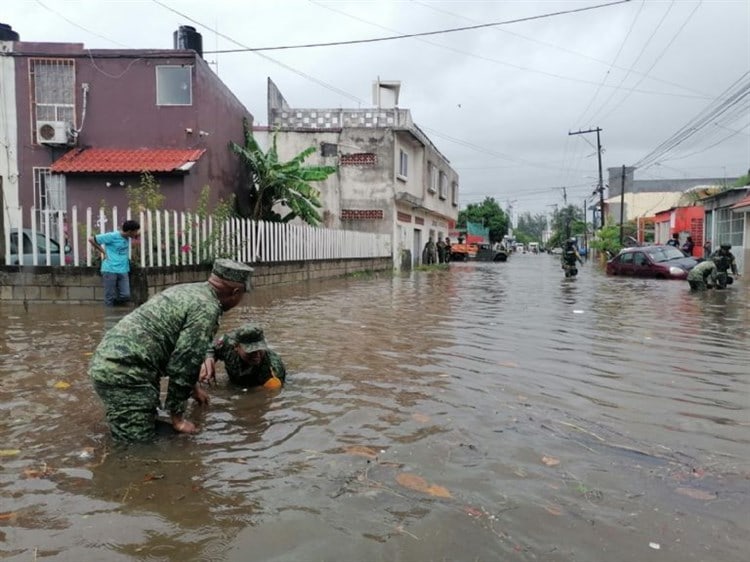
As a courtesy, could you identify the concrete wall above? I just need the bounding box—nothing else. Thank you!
[0,257,392,305]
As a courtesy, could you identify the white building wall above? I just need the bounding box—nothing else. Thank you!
[0,41,20,225]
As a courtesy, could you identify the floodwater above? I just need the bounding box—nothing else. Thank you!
[1,253,748,562]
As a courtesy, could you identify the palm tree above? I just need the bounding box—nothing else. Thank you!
[230,119,336,226]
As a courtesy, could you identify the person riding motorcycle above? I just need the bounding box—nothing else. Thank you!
[710,243,739,288]
[561,238,583,277]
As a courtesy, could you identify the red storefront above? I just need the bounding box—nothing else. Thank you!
[653,206,706,257]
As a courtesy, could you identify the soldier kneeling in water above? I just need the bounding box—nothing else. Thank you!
[687,259,717,291]
[201,324,286,390]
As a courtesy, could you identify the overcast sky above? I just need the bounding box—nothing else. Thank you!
[4,0,749,218]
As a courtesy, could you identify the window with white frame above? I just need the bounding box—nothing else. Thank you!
[451,181,458,207]
[715,208,743,247]
[439,171,448,199]
[29,58,75,142]
[398,149,408,179]
[156,66,193,106]
[33,167,66,233]
[428,162,437,193]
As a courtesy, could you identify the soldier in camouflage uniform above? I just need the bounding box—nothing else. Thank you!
[89,259,253,442]
[200,324,286,389]
[687,258,717,291]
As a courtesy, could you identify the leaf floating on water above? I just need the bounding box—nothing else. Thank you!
[426,484,452,498]
[675,487,716,501]
[0,449,21,457]
[498,361,519,368]
[142,473,165,482]
[463,506,483,518]
[544,504,563,516]
[343,445,379,459]
[411,413,431,424]
[541,456,561,467]
[0,512,17,521]
[53,381,71,390]
[83,352,93,356]
[395,472,452,498]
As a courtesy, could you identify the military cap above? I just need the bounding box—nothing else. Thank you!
[211,259,254,286]
[235,324,268,354]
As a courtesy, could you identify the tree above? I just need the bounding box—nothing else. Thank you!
[515,211,548,243]
[457,197,508,243]
[548,204,584,248]
[230,119,336,226]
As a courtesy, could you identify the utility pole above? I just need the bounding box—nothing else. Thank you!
[569,127,604,229]
[619,165,626,245]
[582,198,588,254]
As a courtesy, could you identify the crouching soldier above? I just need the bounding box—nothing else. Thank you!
[687,259,717,291]
[200,324,286,390]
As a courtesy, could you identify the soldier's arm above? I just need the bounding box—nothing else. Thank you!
[164,305,220,416]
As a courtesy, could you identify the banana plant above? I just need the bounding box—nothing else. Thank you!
[230,119,336,226]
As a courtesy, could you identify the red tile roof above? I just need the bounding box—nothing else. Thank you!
[50,147,206,173]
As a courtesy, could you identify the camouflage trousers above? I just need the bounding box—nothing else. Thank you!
[688,279,709,291]
[92,381,160,442]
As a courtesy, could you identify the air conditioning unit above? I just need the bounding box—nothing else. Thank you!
[36,120,73,145]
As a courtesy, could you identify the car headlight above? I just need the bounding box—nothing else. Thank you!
[669,266,685,276]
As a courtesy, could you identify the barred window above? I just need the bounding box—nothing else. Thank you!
[29,58,75,141]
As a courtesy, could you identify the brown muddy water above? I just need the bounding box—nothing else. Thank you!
[1,253,748,562]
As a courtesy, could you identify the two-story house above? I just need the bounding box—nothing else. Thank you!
[0,24,253,236]
[256,78,459,270]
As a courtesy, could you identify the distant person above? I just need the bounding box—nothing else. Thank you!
[703,239,712,258]
[681,236,695,256]
[201,324,286,390]
[423,237,437,264]
[666,233,680,247]
[444,237,452,263]
[436,237,447,263]
[561,237,583,276]
[89,259,253,442]
[88,219,140,306]
[687,259,717,291]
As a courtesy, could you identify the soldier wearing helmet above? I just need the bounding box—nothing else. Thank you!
[710,243,739,276]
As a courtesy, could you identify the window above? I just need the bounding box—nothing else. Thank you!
[29,58,75,143]
[451,181,458,207]
[428,162,437,193]
[321,142,338,157]
[715,208,743,247]
[633,252,647,266]
[156,66,192,106]
[439,171,448,199]
[619,253,633,265]
[33,167,66,233]
[398,149,408,179]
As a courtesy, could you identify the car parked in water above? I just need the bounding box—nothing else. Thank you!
[605,245,699,279]
[7,228,71,266]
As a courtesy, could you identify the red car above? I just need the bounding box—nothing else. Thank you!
[605,245,700,279]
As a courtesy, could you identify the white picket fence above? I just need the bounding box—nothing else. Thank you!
[3,206,392,267]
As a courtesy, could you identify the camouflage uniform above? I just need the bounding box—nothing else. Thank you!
[89,282,222,441]
[210,326,287,388]
[687,259,717,291]
[89,259,253,442]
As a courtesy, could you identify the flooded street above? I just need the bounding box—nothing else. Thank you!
[1,253,748,562]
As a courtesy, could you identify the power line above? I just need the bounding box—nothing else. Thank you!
[151,0,365,105]
[35,0,131,47]
[196,0,633,53]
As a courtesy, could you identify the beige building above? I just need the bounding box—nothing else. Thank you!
[254,79,459,270]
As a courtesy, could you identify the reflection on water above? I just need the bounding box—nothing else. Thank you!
[1,256,748,561]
